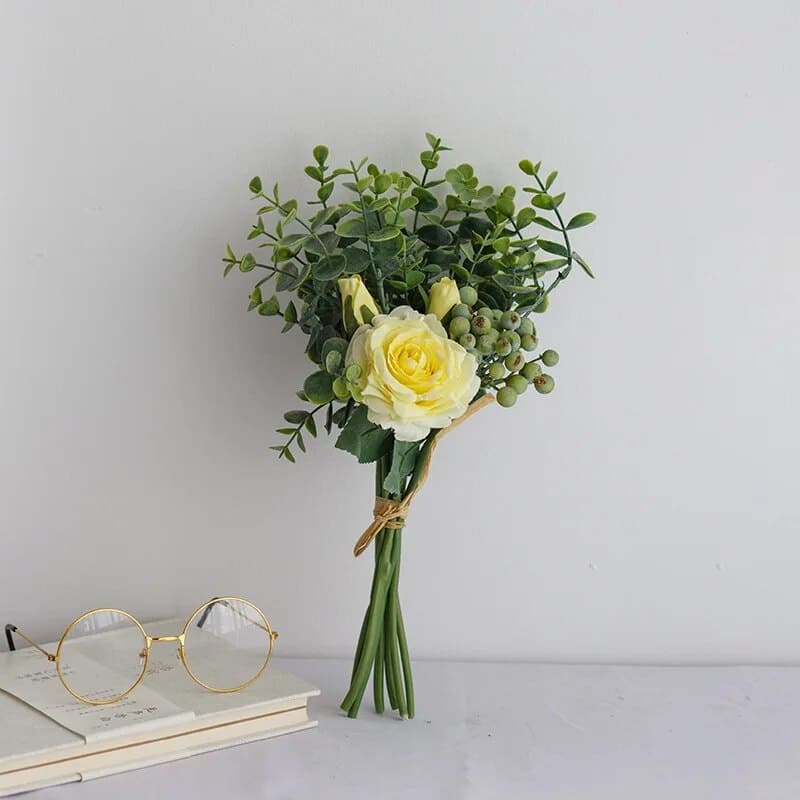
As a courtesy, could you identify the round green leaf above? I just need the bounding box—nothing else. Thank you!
[313,144,329,165]
[411,187,438,212]
[516,207,537,229]
[336,218,367,238]
[374,174,392,194]
[417,224,453,248]
[369,226,401,243]
[321,337,349,362]
[303,371,334,404]
[531,193,555,210]
[496,195,515,218]
[239,253,256,272]
[313,254,347,281]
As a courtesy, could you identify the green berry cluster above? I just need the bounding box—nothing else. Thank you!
[446,286,559,409]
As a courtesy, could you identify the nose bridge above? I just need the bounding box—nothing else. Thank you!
[147,633,185,645]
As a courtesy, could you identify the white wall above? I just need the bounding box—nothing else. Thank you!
[1,0,798,664]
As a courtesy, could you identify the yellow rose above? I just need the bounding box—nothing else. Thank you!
[346,306,480,442]
[426,277,460,320]
[338,275,380,333]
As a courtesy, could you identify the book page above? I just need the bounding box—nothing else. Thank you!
[0,647,192,744]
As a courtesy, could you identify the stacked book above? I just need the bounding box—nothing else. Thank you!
[0,619,318,796]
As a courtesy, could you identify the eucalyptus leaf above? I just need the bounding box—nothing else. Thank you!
[313,254,347,280]
[343,247,371,273]
[532,216,560,231]
[411,187,438,213]
[369,226,401,243]
[257,296,280,316]
[537,239,569,257]
[417,224,453,247]
[566,212,597,230]
[303,371,334,404]
[531,193,555,210]
[335,218,367,238]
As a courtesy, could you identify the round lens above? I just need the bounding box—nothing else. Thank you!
[183,598,273,691]
[57,609,147,704]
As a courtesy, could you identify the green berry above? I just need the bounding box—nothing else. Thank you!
[452,303,471,318]
[518,317,534,336]
[505,352,525,372]
[332,376,350,400]
[494,337,513,357]
[485,327,500,342]
[459,286,478,306]
[449,316,471,338]
[534,374,555,394]
[459,333,476,349]
[520,334,537,351]
[478,307,494,319]
[506,331,521,350]
[496,386,518,407]
[477,335,495,354]
[533,295,550,314]
[521,361,542,381]
[471,314,493,335]
[488,362,505,381]
[507,374,529,395]
[491,309,503,322]
[500,310,521,330]
[541,349,559,367]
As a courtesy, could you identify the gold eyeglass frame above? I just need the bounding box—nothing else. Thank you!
[5,596,279,706]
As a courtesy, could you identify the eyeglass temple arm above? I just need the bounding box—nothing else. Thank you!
[4,624,56,661]
[195,599,277,639]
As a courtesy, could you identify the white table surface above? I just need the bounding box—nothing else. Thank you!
[34,658,800,799]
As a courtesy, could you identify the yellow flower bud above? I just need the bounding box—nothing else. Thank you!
[426,277,460,320]
[338,275,380,333]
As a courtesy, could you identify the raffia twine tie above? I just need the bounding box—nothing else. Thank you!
[353,393,494,557]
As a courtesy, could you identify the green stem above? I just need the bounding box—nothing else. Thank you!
[397,594,415,719]
[350,604,369,683]
[340,528,395,716]
[373,629,385,713]
[341,455,416,719]
[411,167,429,233]
[387,530,407,717]
[383,585,401,711]
[385,532,407,716]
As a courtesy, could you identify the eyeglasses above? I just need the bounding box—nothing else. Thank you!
[4,597,278,706]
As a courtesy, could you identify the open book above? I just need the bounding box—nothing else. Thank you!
[0,619,318,796]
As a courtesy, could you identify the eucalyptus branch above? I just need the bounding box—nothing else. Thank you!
[259,195,333,258]
[271,402,329,462]
[350,160,388,313]
[531,173,572,265]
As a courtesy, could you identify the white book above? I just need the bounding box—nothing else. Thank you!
[0,619,319,796]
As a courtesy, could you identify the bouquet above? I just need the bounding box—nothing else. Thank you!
[222,133,595,718]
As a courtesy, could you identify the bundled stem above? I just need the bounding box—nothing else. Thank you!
[340,454,415,719]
